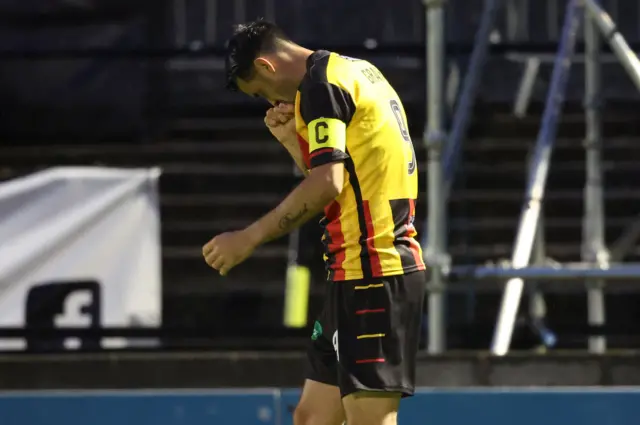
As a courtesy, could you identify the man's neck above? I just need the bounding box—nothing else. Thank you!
[287,46,314,86]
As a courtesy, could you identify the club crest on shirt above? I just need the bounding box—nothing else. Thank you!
[311,320,323,340]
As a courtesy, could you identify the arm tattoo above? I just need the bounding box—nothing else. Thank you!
[278,203,310,231]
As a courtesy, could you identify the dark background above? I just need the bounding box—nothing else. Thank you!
[3,0,640,356]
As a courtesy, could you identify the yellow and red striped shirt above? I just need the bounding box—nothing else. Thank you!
[295,50,425,281]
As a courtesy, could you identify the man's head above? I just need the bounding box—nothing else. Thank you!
[225,19,309,105]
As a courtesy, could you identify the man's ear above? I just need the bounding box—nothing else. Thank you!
[254,57,276,75]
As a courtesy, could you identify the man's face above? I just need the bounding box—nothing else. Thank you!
[235,58,297,105]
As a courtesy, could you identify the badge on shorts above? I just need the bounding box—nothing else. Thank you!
[311,320,323,340]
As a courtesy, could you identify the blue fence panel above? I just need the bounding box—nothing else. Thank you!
[282,388,640,425]
[2,388,640,425]
[0,390,279,425]
[401,389,640,425]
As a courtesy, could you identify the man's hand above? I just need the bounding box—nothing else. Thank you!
[265,103,308,175]
[265,103,296,145]
[202,230,258,276]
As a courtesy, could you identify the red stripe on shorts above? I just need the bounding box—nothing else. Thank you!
[356,358,386,364]
[355,308,386,315]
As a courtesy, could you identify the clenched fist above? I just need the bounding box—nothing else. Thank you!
[265,102,296,143]
[202,230,257,276]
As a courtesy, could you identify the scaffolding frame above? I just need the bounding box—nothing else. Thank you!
[423,0,640,355]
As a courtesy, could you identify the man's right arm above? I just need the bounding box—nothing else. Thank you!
[265,105,309,176]
[278,134,309,176]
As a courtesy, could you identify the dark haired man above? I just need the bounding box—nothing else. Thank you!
[203,20,426,425]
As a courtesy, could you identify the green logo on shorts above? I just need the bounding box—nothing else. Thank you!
[311,321,323,340]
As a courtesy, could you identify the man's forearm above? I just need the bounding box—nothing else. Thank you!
[288,150,309,176]
[279,136,309,176]
[245,169,337,245]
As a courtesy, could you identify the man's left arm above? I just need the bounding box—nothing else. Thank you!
[203,81,354,275]
[245,161,343,245]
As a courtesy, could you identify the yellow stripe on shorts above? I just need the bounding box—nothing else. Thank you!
[357,333,386,339]
[353,283,384,290]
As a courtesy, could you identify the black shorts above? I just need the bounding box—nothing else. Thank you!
[305,270,426,398]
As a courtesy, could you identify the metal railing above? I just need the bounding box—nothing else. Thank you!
[424,0,502,353]
[490,0,582,355]
[426,0,640,355]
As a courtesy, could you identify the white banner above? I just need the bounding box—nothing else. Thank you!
[0,167,162,350]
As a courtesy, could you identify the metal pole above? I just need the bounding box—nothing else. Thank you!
[490,0,582,356]
[529,217,546,322]
[524,143,547,323]
[529,216,557,350]
[526,143,553,350]
[583,5,608,354]
[505,0,529,42]
[523,142,548,324]
[450,263,640,280]
[513,57,541,118]
[424,0,448,354]
[442,0,501,199]
[584,0,640,92]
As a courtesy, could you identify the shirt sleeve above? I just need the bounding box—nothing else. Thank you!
[300,82,356,168]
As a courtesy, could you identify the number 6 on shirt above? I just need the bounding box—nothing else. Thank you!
[389,99,417,175]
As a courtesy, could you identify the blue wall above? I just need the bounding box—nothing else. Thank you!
[1,388,639,425]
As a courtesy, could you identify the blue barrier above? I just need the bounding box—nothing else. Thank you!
[0,390,279,425]
[2,388,640,425]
